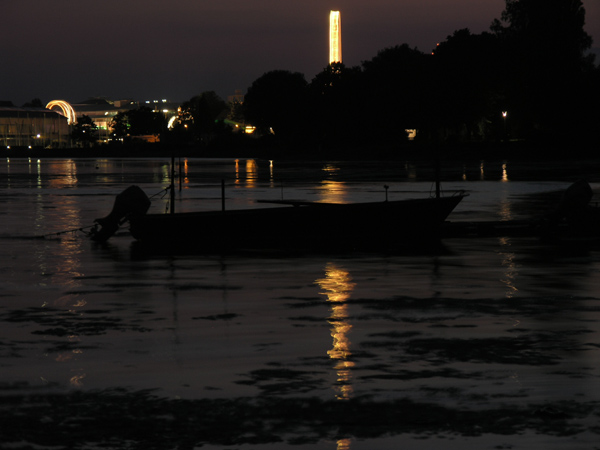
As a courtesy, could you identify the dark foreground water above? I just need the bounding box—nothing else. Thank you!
[2,157,600,449]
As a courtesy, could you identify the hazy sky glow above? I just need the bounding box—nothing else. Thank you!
[2,0,599,105]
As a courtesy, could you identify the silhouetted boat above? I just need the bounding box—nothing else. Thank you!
[442,179,600,243]
[90,185,467,251]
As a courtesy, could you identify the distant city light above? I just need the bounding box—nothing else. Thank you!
[405,129,417,140]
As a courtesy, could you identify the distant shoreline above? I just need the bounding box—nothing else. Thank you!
[3,139,598,161]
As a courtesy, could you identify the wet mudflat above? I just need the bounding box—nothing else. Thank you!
[1,158,600,449]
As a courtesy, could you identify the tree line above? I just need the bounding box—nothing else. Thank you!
[242,0,599,153]
[71,0,599,156]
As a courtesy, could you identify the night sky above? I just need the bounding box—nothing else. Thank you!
[2,0,599,106]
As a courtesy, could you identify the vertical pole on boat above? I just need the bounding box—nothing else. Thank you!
[178,157,182,192]
[221,179,225,212]
[170,153,175,214]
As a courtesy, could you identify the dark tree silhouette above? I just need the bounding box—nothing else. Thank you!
[492,0,592,63]
[243,70,308,140]
[361,45,432,144]
[491,0,595,142]
[308,63,364,149]
[176,91,229,144]
[234,0,600,154]
[432,29,505,142]
[22,98,44,108]
[109,111,129,141]
[128,106,166,137]
[71,115,97,147]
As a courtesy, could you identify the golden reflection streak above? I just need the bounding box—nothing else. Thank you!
[499,200,513,221]
[316,263,356,400]
[319,164,347,203]
[245,159,257,188]
[322,163,340,174]
[318,180,348,204]
[501,162,509,182]
[234,159,258,187]
[336,438,352,450]
[183,159,189,185]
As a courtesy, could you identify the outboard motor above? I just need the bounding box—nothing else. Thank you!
[90,185,151,242]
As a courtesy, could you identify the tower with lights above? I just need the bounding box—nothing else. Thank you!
[329,11,342,64]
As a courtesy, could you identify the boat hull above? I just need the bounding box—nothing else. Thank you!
[128,194,466,251]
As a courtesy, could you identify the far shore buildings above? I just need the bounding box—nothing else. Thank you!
[4,11,416,147]
[48,97,180,143]
[0,97,180,147]
[0,101,70,148]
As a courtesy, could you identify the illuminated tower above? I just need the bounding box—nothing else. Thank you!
[329,11,342,64]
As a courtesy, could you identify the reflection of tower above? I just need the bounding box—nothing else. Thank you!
[329,11,342,64]
[316,263,355,400]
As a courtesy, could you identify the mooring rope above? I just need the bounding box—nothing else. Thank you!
[37,225,96,239]
[149,186,171,200]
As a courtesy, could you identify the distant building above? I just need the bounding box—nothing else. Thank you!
[47,97,179,143]
[329,11,342,64]
[0,102,70,148]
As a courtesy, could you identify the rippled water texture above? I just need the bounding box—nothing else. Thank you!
[1,157,600,449]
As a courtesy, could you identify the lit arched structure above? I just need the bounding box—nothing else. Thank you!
[46,100,77,125]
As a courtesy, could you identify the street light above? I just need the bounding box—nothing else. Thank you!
[502,111,508,141]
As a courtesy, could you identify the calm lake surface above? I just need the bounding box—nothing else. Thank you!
[2,157,600,449]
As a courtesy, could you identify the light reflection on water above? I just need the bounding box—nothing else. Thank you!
[318,180,348,203]
[316,263,356,450]
[2,157,600,449]
[234,158,258,188]
[316,263,356,401]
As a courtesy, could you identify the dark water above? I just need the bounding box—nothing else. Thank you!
[1,157,600,449]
